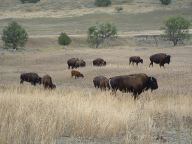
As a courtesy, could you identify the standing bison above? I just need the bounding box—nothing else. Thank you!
[129,56,143,66]
[149,53,171,67]
[67,58,86,69]
[42,75,56,89]
[71,70,84,79]
[93,58,106,66]
[109,73,158,100]
[20,72,41,86]
[93,76,110,90]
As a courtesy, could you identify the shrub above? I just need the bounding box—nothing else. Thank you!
[1,21,28,50]
[20,0,40,4]
[95,0,111,7]
[162,16,191,46]
[58,33,71,46]
[160,0,171,5]
[88,23,117,48]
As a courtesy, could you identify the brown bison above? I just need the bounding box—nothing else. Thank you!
[109,73,158,100]
[67,58,86,69]
[149,53,171,67]
[67,58,79,69]
[20,72,41,86]
[75,59,86,68]
[129,56,143,66]
[42,75,56,89]
[93,58,106,66]
[71,70,84,79]
[93,76,110,90]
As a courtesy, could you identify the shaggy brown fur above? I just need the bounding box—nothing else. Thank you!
[20,72,41,86]
[93,76,110,90]
[71,70,84,79]
[129,56,143,66]
[149,53,171,67]
[93,58,106,66]
[42,75,56,89]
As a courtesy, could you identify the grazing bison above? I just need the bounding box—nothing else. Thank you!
[67,58,79,69]
[71,70,84,79]
[149,53,171,67]
[42,75,56,89]
[67,58,86,69]
[93,76,110,90]
[75,59,86,68]
[20,72,41,86]
[93,58,106,66]
[129,56,143,66]
[109,73,158,100]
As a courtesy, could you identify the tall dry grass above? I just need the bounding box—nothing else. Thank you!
[0,84,191,144]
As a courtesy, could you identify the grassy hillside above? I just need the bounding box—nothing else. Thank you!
[0,46,192,143]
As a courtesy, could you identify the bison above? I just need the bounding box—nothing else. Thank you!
[109,73,158,100]
[42,75,56,89]
[149,53,171,67]
[20,72,41,86]
[129,56,143,66]
[67,58,79,69]
[75,59,86,68]
[67,58,86,69]
[71,70,84,79]
[93,58,106,66]
[93,76,110,90]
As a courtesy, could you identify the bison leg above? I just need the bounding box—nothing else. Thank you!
[149,61,153,67]
[129,61,131,65]
[20,80,24,84]
[136,62,138,66]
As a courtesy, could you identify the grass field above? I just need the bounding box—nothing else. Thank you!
[0,44,192,143]
[0,0,192,143]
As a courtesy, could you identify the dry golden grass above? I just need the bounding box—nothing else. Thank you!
[0,44,192,143]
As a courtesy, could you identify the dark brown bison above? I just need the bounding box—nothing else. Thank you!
[93,58,106,66]
[93,76,110,90]
[109,73,158,100]
[71,70,84,79]
[42,75,56,89]
[149,53,171,67]
[75,59,86,68]
[67,58,86,69]
[20,72,41,86]
[67,58,79,69]
[129,56,143,66]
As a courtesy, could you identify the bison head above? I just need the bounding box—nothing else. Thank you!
[140,59,143,64]
[51,84,56,89]
[38,77,42,85]
[103,61,106,66]
[148,77,158,91]
[165,55,171,64]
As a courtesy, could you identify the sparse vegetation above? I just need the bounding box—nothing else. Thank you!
[20,0,40,4]
[58,32,71,46]
[88,23,117,48]
[160,0,171,5]
[95,0,111,7]
[162,16,191,46]
[1,21,28,50]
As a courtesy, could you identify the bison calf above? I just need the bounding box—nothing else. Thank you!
[129,56,143,66]
[42,75,56,89]
[93,58,106,66]
[71,70,84,79]
[93,76,110,90]
[20,72,41,86]
[149,53,171,68]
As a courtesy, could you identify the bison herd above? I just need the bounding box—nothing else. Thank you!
[20,53,171,100]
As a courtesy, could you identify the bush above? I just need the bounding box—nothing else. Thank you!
[95,0,111,7]
[20,0,40,4]
[1,21,28,50]
[88,23,117,48]
[58,33,71,46]
[160,0,171,5]
[162,16,191,46]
